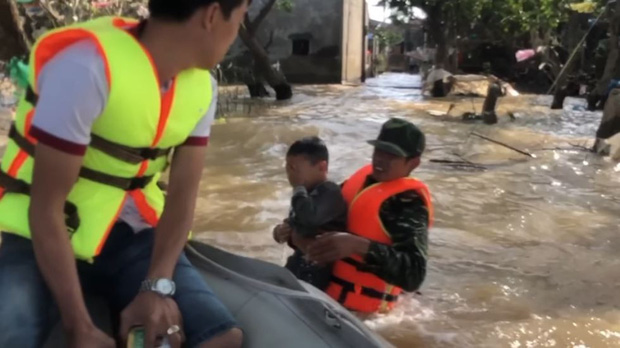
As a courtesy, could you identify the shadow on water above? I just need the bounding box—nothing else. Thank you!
[197,73,620,347]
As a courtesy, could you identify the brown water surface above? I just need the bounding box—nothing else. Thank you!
[196,73,620,347]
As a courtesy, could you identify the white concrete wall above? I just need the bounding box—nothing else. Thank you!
[341,0,366,84]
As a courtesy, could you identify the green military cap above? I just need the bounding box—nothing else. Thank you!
[367,118,426,157]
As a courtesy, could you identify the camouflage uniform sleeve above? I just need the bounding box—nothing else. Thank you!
[358,190,429,292]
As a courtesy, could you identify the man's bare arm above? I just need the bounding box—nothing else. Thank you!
[28,143,91,331]
[147,144,207,279]
[119,144,207,346]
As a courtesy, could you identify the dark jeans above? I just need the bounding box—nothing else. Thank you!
[285,250,333,291]
[0,222,238,348]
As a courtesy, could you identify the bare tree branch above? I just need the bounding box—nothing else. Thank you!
[263,30,274,51]
[117,0,126,16]
[247,0,277,37]
[38,2,64,26]
[243,12,251,26]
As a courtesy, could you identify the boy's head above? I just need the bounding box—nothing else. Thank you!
[286,136,329,189]
[368,118,426,182]
[148,0,250,69]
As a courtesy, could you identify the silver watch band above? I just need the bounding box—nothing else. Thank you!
[140,279,155,292]
[140,278,176,296]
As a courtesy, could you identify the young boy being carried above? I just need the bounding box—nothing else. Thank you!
[273,136,347,290]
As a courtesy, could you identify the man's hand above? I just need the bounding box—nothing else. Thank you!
[145,145,207,282]
[119,292,184,348]
[306,232,371,265]
[290,230,313,253]
[67,324,115,348]
[273,222,293,244]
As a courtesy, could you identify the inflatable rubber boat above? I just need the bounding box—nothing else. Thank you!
[43,240,393,348]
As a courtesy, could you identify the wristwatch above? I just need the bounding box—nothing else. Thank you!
[140,278,176,297]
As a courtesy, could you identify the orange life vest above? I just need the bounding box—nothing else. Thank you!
[325,164,433,313]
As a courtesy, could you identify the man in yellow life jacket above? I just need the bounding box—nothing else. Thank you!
[307,118,433,314]
[0,1,248,347]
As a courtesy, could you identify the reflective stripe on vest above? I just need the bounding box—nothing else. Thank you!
[0,16,212,261]
[326,164,433,313]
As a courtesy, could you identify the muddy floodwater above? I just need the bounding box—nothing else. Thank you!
[192,73,620,348]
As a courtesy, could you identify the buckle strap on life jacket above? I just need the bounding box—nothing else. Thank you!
[0,170,80,232]
[339,258,400,302]
[90,133,172,164]
[25,85,38,106]
[20,84,171,164]
[11,121,170,165]
[342,257,365,268]
[79,167,154,191]
[330,276,398,303]
[8,123,155,191]
[8,124,35,156]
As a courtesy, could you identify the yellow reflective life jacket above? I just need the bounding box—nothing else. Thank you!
[0,16,212,261]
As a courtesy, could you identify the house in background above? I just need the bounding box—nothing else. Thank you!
[226,0,368,84]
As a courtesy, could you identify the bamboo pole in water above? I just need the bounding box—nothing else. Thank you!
[470,132,536,158]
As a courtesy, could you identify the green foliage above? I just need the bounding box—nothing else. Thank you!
[13,0,148,44]
[45,0,148,24]
[375,26,403,48]
[491,0,570,34]
[375,53,388,73]
[275,0,294,12]
[379,0,608,45]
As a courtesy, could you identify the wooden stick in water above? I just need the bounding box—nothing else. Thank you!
[430,159,487,169]
[470,132,535,158]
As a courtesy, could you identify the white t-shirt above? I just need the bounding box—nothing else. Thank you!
[29,40,217,232]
